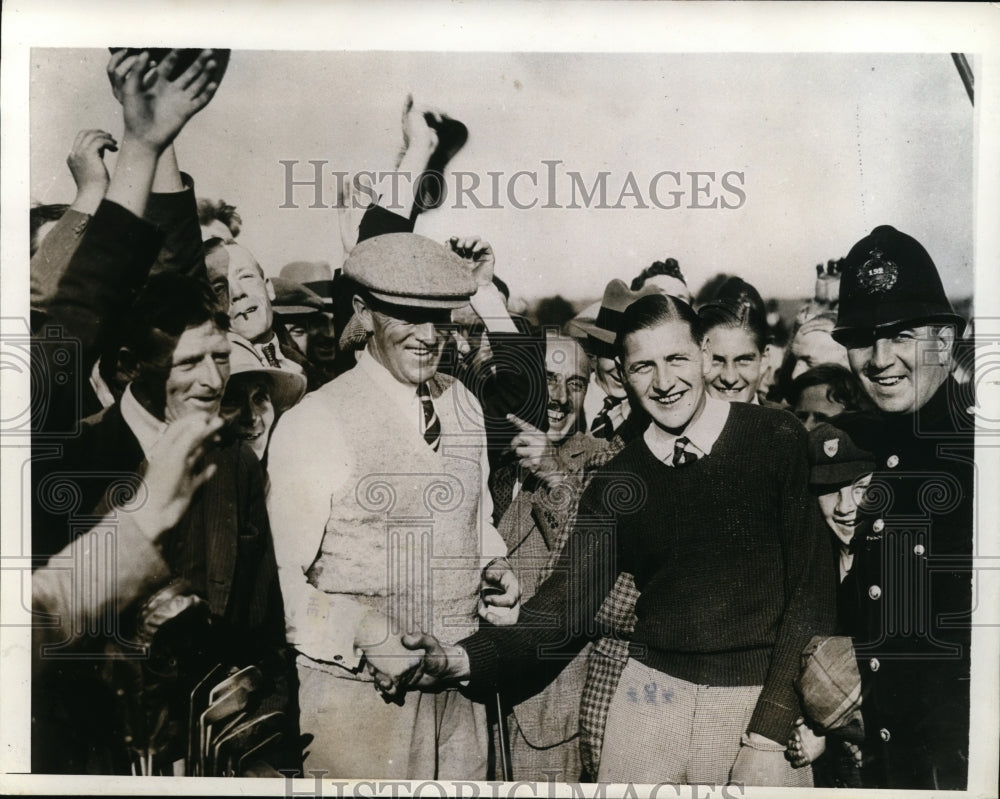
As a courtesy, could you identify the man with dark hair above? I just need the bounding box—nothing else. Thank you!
[630,256,691,303]
[197,196,242,240]
[699,295,770,405]
[787,363,872,431]
[33,273,292,776]
[830,224,974,790]
[400,293,835,786]
[30,50,292,776]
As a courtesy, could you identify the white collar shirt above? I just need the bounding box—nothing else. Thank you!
[643,394,730,466]
[119,384,168,458]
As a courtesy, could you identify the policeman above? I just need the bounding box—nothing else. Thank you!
[831,225,974,789]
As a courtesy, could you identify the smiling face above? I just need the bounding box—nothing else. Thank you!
[210,244,275,344]
[163,321,231,423]
[354,296,449,387]
[222,375,276,460]
[621,319,708,434]
[702,325,763,403]
[544,333,590,443]
[818,473,872,547]
[846,324,954,414]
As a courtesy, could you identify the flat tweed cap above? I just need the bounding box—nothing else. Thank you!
[344,233,476,309]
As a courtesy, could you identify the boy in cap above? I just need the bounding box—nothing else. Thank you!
[267,233,519,779]
[786,421,877,786]
[830,224,974,789]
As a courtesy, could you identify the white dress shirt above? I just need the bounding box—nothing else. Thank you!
[643,394,731,465]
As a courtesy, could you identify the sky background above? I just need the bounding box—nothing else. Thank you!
[29,49,974,306]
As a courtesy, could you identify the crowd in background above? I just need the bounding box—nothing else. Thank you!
[28,49,975,790]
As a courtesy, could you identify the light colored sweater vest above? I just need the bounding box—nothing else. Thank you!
[306,366,488,647]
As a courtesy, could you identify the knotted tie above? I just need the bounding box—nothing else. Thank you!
[672,436,697,467]
[261,342,280,368]
[417,382,441,452]
[590,395,622,440]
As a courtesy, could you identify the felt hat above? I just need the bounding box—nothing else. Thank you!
[808,421,876,488]
[833,225,965,344]
[343,233,476,310]
[226,333,306,413]
[569,279,665,356]
[280,261,335,307]
[271,277,325,316]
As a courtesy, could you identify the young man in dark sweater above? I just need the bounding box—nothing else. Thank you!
[398,293,835,786]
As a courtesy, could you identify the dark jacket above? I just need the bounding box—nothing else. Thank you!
[30,196,293,774]
[835,379,974,789]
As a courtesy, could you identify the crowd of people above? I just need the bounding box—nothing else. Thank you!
[28,49,975,790]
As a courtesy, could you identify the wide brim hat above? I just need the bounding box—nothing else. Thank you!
[226,334,306,413]
[280,261,334,308]
[570,279,666,348]
[833,225,966,343]
[343,233,476,310]
[271,277,325,316]
[808,420,876,488]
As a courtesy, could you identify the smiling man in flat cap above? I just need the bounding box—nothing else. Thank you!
[267,233,519,779]
[829,224,974,789]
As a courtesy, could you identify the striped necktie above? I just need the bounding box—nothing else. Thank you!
[590,395,622,440]
[672,436,697,467]
[417,382,441,452]
[261,342,280,368]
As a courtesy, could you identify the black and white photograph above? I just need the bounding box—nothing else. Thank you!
[2,2,999,797]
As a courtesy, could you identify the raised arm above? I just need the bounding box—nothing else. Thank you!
[30,129,117,313]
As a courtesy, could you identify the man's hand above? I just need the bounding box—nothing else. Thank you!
[478,558,521,626]
[67,129,117,214]
[507,413,565,486]
[786,716,825,767]
[448,236,495,287]
[337,172,376,256]
[132,412,224,541]
[118,49,220,154]
[400,633,470,690]
[400,94,440,164]
[730,733,792,786]
[106,48,157,104]
[357,613,424,700]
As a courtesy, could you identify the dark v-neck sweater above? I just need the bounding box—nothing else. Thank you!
[461,402,836,743]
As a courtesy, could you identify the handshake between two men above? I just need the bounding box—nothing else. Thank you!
[360,558,521,701]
